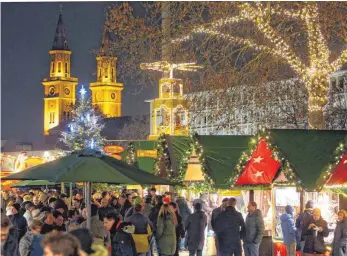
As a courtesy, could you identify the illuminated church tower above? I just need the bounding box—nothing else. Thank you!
[89,29,124,117]
[141,62,201,140]
[42,9,78,135]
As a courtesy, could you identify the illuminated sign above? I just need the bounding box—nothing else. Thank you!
[137,149,158,158]
[104,145,125,160]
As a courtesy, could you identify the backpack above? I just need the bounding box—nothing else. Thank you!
[29,235,43,256]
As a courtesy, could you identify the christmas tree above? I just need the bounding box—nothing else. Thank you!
[60,86,105,151]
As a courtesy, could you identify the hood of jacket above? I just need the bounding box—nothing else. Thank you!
[280,213,292,222]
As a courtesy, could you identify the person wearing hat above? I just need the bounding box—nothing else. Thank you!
[23,202,36,226]
[280,205,297,256]
[296,200,314,254]
[9,203,28,241]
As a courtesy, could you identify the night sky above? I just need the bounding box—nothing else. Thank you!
[1,2,154,149]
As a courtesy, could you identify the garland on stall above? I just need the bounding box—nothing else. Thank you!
[154,134,172,178]
[316,139,347,191]
[171,136,194,184]
[192,133,215,186]
[228,128,300,189]
[125,142,139,167]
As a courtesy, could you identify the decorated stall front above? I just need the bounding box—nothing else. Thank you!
[230,129,347,256]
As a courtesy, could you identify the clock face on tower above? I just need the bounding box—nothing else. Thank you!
[111,92,116,100]
[49,86,55,96]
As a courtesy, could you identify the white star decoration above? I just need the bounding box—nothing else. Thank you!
[253,156,264,163]
[79,85,87,99]
[254,170,264,178]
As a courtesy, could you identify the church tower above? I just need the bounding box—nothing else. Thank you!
[89,29,124,117]
[42,9,78,135]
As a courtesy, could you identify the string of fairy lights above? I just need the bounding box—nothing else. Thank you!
[171,3,347,124]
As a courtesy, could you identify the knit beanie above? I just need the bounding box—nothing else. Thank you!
[12,203,21,212]
[285,205,295,215]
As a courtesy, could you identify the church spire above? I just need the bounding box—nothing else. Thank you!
[99,27,112,56]
[52,6,69,50]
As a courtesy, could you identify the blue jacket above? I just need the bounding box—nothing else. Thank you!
[280,213,296,245]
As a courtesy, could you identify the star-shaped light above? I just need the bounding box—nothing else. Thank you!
[254,170,264,178]
[79,85,87,100]
[253,156,264,163]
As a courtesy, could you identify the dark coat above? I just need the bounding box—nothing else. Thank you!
[10,213,28,241]
[119,201,132,219]
[149,203,163,233]
[185,210,207,251]
[215,206,245,253]
[125,212,152,234]
[244,209,265,244]
[211,206,222,231]
[41,223,55,234]
[302,217,329,254]
[332,218,347,256]
[1,228,19,256]
[176,197,192,223]
[110,222,137,256]
[296,209,313,242]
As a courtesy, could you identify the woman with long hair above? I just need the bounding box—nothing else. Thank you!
[155,204,177,256]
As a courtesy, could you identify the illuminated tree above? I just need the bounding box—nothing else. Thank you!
[105,2,347,130]
[173,2,347,129]
[61,86,106,151]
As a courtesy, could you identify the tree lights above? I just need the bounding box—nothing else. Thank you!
[172,2,347,129]
[60,86,105,151]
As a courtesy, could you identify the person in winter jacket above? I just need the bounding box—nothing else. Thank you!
[296,200,314,252]
[215,198,245,256]
[143,197,154,218]
[280,205,297,256]
[80,204,109,247]
[244,201,265,256]
[185,203,208,256]
[169,202,185,256]
[149,195,164,233]
[176,196,192,224]
[19,219,44,256]
[8,203,28,241]
[1,191,11,213]
[211,198,229,232]
[34,207,55,234]
[302,208,329,255]
[23,202,36,226]
[156,204,177,256]
[331,210,347,256]
[1,213,19,256]
[104,211,137,256]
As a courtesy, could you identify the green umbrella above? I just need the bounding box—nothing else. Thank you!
[3,149,173,185]
[10,180,57,188]
[3,149,173,229]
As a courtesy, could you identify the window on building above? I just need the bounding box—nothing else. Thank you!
[58,62,61,72]
[49,112,55,124]
[105,68,108,78]
[65,63,68,73]
[52,62,55,73]
[111,68,114,79]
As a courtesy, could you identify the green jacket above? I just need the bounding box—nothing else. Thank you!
[155,214,176,255]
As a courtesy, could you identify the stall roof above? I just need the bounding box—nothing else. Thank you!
[132,141,157,173]
[269,129,347,191]
[196,135,251,189]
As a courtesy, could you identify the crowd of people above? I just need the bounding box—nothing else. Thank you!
[0,188,346,256]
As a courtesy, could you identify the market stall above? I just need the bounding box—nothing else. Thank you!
[230,129,347,256]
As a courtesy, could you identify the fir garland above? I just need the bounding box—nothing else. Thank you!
[154,134,172,178]
[317,140,347,191]
[228,128,300,189]
[125,142,139,167]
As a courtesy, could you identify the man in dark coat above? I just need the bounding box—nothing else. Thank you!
[118,195,132,219]
[295,200,314,252]
[176,196,192,224]
[211,197,229,256]
[1,213,20,256]
[244,202,265,256]
[149,195,163,233]
[9,203,28,241]
[185,203,208,256]
[170,202,185,256]
[215,198,245,256]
